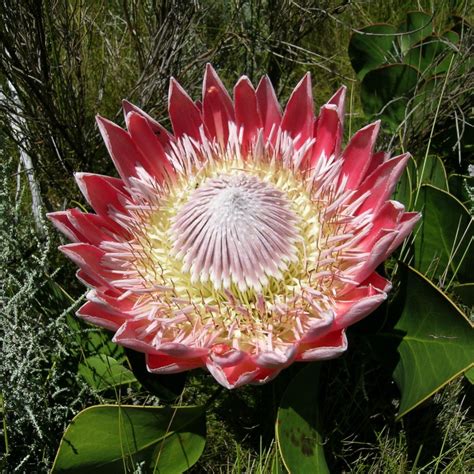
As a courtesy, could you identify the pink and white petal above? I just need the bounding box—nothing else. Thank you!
[96,115,160,183]
[387,212,421,254]
[327,85,347,123]
[126,111,175,180]
[67,209,117,246]
[77,301,130,331]
[308,104,340,169]
[366,151,389,177]
[340,121,380,190]
[361,271,392,293]
[59,243,117,284]
[234,76,261,154]
[297,330,348,361]
[202,64,234,148]
[344,230,399,289]
[89,288,136,313]
[76,269,107,290]
[75,173,128,218]
[334,286,388,330]
[281,73,313,146]
[122,99,173,150]
[254,345,297,369]
[47,211,83,242]
[355,153,410,214]
[206,354,260,389]
[256,75,281,142]
[169,78,204,141]
[208,344,246,367]
[157,342,208,359]
[300,309,335,343]
[355,201,405,252]
[146,353,205,374]
[251,367,280,385]
[113,319,162,355]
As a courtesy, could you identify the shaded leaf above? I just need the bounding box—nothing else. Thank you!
[405,35,456,76]
[361,64,419,129]
[382,266,473,418]
[414,185,473,283]
[52,404,206,473]
[78,355,137,391]
[348,24,396,79]
[276,363,328,474]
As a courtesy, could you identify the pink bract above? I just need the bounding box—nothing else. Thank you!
[48,65,420,389]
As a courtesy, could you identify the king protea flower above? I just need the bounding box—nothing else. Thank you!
[48,65,419,389]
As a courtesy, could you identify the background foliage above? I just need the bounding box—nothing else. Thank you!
[0,0,472,472]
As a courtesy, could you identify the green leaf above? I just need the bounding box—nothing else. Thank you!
[79,355,137,391]
[52,404,206,474]
[414,185,473,283]
[348,24,396,79]
[418,155,448,190]
[398,11,433,54]
[452,283,474,308]
[360,64,419,129]
[405,35,456,76]
[276,363,329,474]
[382,266,474,418]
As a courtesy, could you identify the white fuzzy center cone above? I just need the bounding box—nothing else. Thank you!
[171,173,299,291]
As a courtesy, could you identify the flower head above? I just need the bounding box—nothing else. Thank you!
[48,65,420,388]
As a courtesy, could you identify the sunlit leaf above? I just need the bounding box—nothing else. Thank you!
[78,355,137,391]
[414,185,473,283]
[381,266,474,418]
[276,363,329,474]
[51,404,206,473]
[418,155,448,190]
[398,11,433,54]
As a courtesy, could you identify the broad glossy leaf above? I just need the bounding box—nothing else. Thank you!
[276,363,328,474]
[52,404,206,473]
[414,185,473,283]
[361,64,419,129]
[79,355,137,391]
[398,11,433,54]
[348,24,396,79]
[383,266,474,418]
[418,155,448,190]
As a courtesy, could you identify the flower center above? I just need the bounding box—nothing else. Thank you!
[170,173,299,291]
